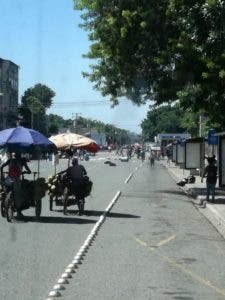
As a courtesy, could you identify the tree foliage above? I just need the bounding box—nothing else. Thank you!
[48,114,72,135]
[74,0,225,127]
[141,104,223,141]
[165,0,225,126]
[141,105,189,141]
[74,0,169,105]
[47,114,133,144]
[19,84,55,135]
[77,116,131,144]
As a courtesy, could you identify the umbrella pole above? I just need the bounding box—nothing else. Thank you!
[38,159,40,179]
[54,164,57,176]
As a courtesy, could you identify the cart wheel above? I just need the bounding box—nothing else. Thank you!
[35,198,42,218]
[63,188,68,215]
[49,196,53,211]
[5,192,14,222]
[1,199,6,217]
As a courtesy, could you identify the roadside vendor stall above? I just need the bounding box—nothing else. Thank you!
[0,126,56,222]
[48,132,94,214]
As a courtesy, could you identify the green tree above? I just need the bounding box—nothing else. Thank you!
[74,0,225,128]
[141,105,188,141]
[26,95,44,129]
[48,124,59,135]
[179,111,199,137]
[20,84,55,134]
[74,0,170,105]
[48,114,70,131]
[165,0,225,126]
[47,113,131,144]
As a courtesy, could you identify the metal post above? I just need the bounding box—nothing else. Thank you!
[37,159,40,178]
[72,113,81,133]
[199,114,202,137]
[212,144,215,156]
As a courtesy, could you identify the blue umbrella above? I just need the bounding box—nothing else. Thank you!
[0,126,56,152]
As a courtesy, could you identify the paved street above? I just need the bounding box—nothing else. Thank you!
[1,153,225,299]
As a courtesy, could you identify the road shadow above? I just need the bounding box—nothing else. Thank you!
[164,292,194,299]
[155,189,191,197]
[191,187,225,196]
[58,209,140,219]
[121,193,153,199]
[20,216,97,224]
[212,198,225,204]
[188,187,206,196]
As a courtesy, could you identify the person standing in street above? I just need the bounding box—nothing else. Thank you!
[201,157,217,203]
[150,151,155,166]
[166,148,172,165]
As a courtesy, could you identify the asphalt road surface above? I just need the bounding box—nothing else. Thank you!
[1,152,225,300]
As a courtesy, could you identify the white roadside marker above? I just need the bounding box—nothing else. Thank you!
[48,290,61,297]
[71,259,81,265]
[57,278,69,284]
[53,284,65,290]
[46,190,121,298]
[67,263,77,269]
[65,268,75,274]
[61,273,72,279]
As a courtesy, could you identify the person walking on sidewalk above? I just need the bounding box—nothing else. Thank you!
[166,148,172,165]
[201,157,217,203]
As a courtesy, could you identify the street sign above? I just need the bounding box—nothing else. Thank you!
[208,129,218,145]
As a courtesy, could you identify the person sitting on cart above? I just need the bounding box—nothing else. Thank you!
[1,152,31,217]
[59,157,87,194]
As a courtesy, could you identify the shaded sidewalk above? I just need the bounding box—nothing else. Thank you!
[160,160,225,239]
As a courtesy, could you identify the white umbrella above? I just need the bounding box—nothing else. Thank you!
[49,133,99,153]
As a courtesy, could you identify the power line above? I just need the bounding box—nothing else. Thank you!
[16,99,131,108]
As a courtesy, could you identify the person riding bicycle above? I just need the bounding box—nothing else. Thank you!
[0,152,31,217]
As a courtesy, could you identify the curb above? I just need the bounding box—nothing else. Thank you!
[163,163,225,240]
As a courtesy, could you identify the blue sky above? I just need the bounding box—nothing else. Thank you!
[0,0,150,133]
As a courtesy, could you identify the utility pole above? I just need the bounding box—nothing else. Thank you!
[72,113,81,133]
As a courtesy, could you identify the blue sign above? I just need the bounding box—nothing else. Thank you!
[208,129,218,145]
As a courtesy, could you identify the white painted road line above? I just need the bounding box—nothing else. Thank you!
[46,190,121,299]
[125,172,133,184]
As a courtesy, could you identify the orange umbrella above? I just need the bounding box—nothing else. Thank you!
[49,133,99,153]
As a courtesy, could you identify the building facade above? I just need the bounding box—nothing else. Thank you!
[0,58,19,129]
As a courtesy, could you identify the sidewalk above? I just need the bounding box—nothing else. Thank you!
[160,159,225,239]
